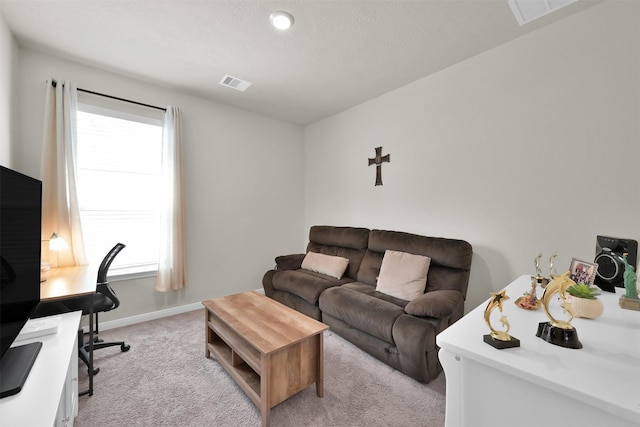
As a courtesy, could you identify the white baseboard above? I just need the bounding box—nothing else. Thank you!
[85,288,265,332]
[86,302,203,332]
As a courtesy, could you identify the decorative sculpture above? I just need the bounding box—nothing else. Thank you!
[535,271,582,349]
[534,252,542,277]
[548,252,558,279]
[515,278,540,310]
[623,254,638,298]
[483,289,520,349]
[368,146,390,186]
[620,253,640,310]
[515,252,555,310]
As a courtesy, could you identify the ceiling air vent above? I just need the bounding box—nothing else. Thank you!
[508,0,578,26]
[219,75,252,92]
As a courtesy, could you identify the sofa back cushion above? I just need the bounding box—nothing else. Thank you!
[357,229,473,297]
[301,252,350,279]
[375,250,431,301]
[307,226,370,280]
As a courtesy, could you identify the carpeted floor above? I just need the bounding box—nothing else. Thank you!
[76,309,446,427]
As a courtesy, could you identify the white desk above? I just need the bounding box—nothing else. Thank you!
[41,265,98,396]
[41,265,98,301]
[0,311,81,427]
[437,275,640,427]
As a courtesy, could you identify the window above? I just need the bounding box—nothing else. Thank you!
[76,100,163,278]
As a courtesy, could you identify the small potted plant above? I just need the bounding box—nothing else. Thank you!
[566,282,603,319]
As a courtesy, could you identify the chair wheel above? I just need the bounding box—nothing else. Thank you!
[121,344,131,352]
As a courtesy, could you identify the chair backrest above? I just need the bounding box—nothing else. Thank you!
[97,243,126,285]
[96,243,126,311]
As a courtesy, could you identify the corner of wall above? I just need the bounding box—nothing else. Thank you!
[0,11,18,168]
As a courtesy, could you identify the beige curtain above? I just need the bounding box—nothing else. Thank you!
[156,106,187,291]
[40,79,87,267]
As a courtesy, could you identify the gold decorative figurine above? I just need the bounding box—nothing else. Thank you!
[484,289,520,349]
[535,271,583,349]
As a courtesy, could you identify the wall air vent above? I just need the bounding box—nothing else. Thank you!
[508,0,578,26]
[219,75,252,92]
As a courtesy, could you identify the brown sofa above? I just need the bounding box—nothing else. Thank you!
[262,225,473,383]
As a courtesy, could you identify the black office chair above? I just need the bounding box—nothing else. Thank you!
[64,243,131,375]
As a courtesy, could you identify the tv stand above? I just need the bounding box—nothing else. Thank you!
[0,341,42,398]
[0,311,81,426]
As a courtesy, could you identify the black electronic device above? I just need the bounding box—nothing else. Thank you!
[593,235,638,293]
[0,166,43,398]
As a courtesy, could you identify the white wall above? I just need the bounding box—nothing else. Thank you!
[304,2,640,312]
[15,49,305,321]
[0,11,17,167]
[8,1,639,322]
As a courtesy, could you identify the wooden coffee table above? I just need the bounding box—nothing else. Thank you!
[203,291,328,427]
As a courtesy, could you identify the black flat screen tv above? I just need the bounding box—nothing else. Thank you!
[0,166,43,398]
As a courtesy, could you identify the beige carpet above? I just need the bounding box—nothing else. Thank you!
[76,309,446,427]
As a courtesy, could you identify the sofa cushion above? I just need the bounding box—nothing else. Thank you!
[307,226,369,279]
[404,290,463,319]
[340,282,410,308]
[357,229,473,296]
[319,286,404,343]
[301,252,350,279]
[376,250,430,301]
[271,269,352,305]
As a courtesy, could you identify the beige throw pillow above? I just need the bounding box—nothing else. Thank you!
[301,252,350,279]
[376,250,431,301]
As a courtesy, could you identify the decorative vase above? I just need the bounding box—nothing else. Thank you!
[569,296,604,319]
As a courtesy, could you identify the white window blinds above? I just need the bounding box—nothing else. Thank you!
[76,102,163,276]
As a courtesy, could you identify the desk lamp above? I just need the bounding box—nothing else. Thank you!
[41,232,69,279]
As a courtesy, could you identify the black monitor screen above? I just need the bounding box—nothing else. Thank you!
[0,166,42,360]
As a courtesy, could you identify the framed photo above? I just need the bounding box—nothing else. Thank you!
[569,258,598,286]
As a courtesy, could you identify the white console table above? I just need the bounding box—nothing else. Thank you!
[437,275,640,427]
[0,311,81,427]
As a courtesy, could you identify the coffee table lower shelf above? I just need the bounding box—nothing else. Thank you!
[206,334,262,406]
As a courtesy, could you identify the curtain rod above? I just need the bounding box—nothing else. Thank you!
[51,80,166,112]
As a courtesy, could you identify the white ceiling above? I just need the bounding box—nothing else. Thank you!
[0,0,598,125]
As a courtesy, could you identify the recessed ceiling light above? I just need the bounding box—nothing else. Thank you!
[270,11,294,30]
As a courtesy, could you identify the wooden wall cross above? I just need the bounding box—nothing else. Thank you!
[368,146,390,186]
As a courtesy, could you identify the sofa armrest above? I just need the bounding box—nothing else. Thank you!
[404,290,463,319]
[275,253,306,270]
